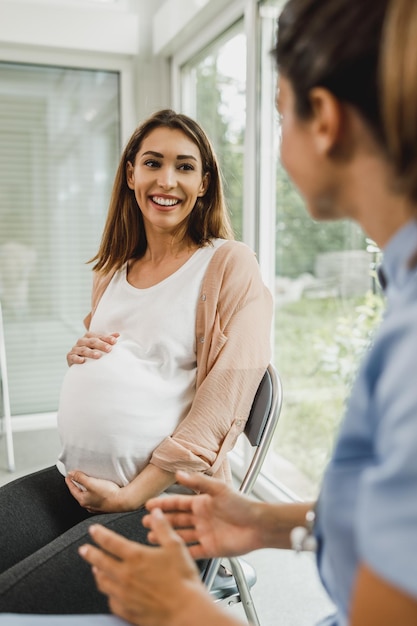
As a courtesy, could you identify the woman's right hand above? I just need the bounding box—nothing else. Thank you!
[66,331,120,366]
[144,471,265,559]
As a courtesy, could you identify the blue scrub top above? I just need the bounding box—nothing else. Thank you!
[315,219,417,626]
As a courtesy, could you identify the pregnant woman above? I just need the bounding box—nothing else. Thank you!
[0,109,272,613]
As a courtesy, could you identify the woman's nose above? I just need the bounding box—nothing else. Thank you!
[157,166,177,190]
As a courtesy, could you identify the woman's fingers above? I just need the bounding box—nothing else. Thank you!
[67,332,120,365]
[147,525,199,545]
[143,508,194,526]
[84,524,139,562]
[175,470,223,494]
[146,472,224,515]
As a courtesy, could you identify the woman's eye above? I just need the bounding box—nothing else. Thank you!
[178,163,194,171]
[144,159,161,168]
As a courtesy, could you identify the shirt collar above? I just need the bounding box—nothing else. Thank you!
[379,218,417,292]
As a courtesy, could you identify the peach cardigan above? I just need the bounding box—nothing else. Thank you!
[84,241,273,482]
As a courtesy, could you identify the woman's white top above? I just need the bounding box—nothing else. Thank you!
[56,239,226,486]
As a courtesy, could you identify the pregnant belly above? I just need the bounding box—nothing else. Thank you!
[57,342,193,482]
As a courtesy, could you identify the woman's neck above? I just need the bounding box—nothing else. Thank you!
[144,231,196,264]
[343,151,416,249]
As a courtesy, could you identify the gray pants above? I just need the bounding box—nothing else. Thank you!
[0,466,150,614]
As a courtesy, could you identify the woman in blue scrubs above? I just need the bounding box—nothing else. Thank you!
[79,0,417,624]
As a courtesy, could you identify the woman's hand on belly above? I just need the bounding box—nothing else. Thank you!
[66,464,177,512]
[65,470,126,513]
[66,331,120,366]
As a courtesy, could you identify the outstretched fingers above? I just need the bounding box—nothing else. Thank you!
[146,508,184,545]
[143,509,195,532]
[175,470,227,496]
[146,471,224,513]
[80,524,137,564]
[147,524,201,548]
[145,494,194,516]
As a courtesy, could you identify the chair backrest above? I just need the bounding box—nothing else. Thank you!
[202,363,283,589]
[239,363,283,495]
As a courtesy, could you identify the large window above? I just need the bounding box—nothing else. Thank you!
[180,22,246,240]
[259,0,383,499]
[0,62,119,418]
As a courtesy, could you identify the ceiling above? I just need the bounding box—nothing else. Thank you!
[0,0,167,56]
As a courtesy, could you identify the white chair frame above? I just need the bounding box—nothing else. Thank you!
[0,300,15,472]
[203,363,283,625]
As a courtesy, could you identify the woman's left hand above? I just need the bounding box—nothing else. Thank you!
[78,512,225,626]
[65,471,124,513]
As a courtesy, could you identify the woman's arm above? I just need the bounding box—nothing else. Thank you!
[350,563,417,625]
[150,242,274,478]
[66,463,176,513]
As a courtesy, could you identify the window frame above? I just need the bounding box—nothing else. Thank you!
[0,44,135,147]
[0,45,135,430]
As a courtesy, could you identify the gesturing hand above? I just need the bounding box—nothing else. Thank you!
[79,512,205,626]
[143,471,264,559]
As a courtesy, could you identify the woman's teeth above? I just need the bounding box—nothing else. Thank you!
[151,196,180,207]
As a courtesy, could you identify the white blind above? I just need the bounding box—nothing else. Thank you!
[0,62,120,416]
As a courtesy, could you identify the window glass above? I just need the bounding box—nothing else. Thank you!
[180,22,246,240]
[0,62,119,416]
[259,1,384,499]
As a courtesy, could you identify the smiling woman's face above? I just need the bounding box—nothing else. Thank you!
[126,126,208,236]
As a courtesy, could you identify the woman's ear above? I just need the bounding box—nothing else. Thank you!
[197,172,210,197]
[308,87,344,155]
[126,161,134,189]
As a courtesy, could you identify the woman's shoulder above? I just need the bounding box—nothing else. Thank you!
[203,240,264,292]
[90,265,123,309]
[92,268,116,293]
[209,239,258,265]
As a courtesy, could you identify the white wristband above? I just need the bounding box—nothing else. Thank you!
[290,510,317,553]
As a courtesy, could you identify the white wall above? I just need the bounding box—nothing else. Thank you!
[132,0,171,125]
[0,0,139,55]
[0,0,171,140]
[152,0,243,56]
[0,0,242,135]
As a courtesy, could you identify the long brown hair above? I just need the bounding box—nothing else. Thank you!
[382,0,417,204]
[91,109,233,274]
